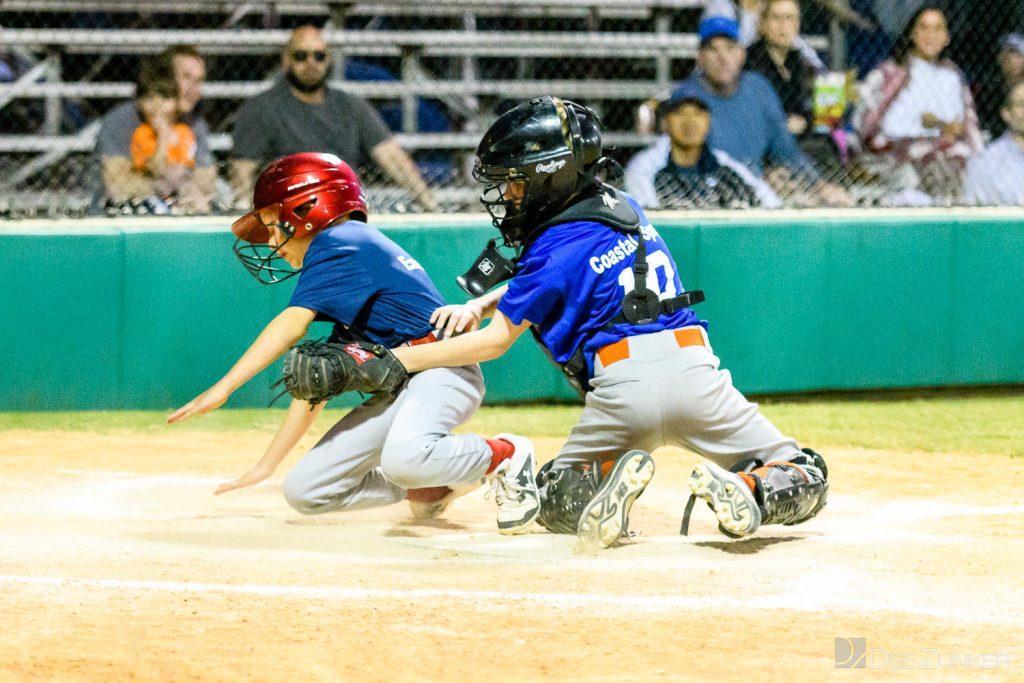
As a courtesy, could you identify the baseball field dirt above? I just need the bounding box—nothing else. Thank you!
[1,403,1022,682]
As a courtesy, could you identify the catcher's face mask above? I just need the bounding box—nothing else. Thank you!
[474,163,533,248]
[231,203,304,285]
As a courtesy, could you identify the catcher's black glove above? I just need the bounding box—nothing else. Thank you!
[281,340,408,405]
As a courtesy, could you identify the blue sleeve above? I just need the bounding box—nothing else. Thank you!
[288,249,376,324]
[496,253,564,326]
[756,75,820,182]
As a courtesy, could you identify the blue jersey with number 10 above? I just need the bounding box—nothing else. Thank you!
[497,193,706,378]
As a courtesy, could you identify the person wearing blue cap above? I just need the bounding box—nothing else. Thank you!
[626,15,851,208]
[653,93,776,209]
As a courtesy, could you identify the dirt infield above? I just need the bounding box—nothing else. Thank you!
[2,429,1022,682]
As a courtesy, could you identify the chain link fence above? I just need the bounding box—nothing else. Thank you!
[1,0,1023,218]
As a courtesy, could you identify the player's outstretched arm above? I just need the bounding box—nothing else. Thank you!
[396,308,528,372]
[430,284,509,338]
[167,306,317,424]
[215,398,324,495]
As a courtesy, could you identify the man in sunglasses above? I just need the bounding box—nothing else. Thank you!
[230,26,438,211]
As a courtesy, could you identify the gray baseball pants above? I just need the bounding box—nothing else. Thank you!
[283,365,491,514]
[553,327,802,469]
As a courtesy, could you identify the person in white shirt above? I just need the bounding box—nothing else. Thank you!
[853,5,982,205]
[963,81,1024,206]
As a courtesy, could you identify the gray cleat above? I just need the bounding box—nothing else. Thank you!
[687,462,762,537]
[577,450,656,549]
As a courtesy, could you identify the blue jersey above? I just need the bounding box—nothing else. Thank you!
[497,193,706,377]
[289,221,444,347]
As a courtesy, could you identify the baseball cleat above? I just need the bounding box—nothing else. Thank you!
[577,450,656,549]
[687,462,762,537]
[407,479,486,519]
[487,433,540,535]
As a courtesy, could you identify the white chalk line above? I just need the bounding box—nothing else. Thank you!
[0,575,1018,625]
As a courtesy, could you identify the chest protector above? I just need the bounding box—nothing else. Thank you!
[530,185,705,395]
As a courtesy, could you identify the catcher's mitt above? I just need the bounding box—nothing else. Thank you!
[281,340,408,405]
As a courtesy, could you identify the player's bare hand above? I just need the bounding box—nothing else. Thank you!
[167,387,229,424]
[214,463,275,495]
[431,302,484,337]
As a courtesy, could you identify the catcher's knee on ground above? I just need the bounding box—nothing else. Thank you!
[740,448,829,526]
[535,460,602,534]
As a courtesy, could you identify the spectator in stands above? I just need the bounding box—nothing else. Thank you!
[167,45,207,122]
[998,33,1024,91]
[746,0,817,137]
[853,5,982,205]
[703,0,826,70]
[653,93,778,209]
[626,16,851,207]
[962,81,1024,205]
[746,0,849,171]
[980,33,1024,136]
[229,26,437,211]
[96,55,216,213]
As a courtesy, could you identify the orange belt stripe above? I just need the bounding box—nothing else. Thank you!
[597,328,706,368]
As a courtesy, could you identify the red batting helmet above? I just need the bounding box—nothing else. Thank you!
[231,153,368,284]
[232,152,368,243]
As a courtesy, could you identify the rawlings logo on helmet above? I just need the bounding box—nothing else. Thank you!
[535,159,567,174]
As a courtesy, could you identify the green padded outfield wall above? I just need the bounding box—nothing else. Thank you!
[1,209,1022,410]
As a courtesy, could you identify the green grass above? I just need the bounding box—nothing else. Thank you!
[2,390,1022,456]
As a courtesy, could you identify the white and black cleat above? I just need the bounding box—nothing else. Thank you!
[488,433,540,535]
[687,462,762,537]
[577,450,656,549]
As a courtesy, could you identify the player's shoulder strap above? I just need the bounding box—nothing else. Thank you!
[608,223,705,328]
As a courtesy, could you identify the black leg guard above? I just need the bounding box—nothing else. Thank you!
[680,448,828,536]
[535,460,602,535]
[741,448,829,527]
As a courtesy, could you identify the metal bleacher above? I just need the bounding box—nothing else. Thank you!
[0,0,832,214]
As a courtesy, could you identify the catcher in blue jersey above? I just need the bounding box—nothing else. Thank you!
[392,97,829,548]
[167,153,539,535]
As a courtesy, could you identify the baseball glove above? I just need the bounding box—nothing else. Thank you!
[281,340,408,405]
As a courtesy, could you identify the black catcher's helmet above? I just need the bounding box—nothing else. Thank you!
[473,96,605,248]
